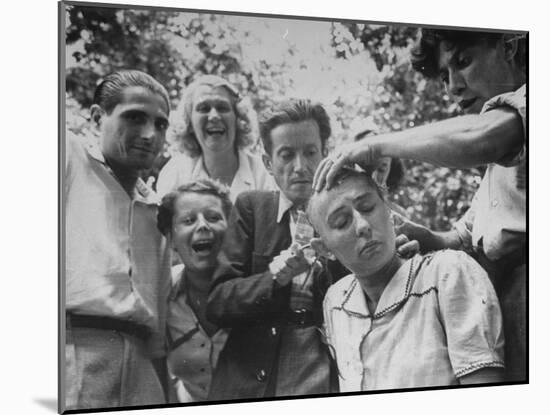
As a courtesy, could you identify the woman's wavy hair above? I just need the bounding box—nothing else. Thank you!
[410,28,527,79]
[157,178,232,237]
[170,75,257,158]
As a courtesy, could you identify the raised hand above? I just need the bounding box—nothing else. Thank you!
[268,243,311,287]
[395,234,420,259]
[394,214,434,254]
[313,139,381,192]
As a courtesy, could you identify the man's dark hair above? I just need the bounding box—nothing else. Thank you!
[410,29,526,79]
[93,69,170,114]
[259,99,331,155]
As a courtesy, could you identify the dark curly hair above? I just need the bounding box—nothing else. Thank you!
[410,28,527,79]
[157,178,232,236]
[259,99,331,156]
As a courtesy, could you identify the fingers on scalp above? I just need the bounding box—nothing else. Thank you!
[325,162,340,189]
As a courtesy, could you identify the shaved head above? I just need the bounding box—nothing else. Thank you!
[307,169,394,276]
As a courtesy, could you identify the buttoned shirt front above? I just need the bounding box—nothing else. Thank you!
[156,148,276,203]
[167,266,228,402]
[323,250,504,392]
[453,84,526,260]
[65,133,171,356]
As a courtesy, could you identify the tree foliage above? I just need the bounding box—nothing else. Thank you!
[329,22,483,229]
[64,5,483,231]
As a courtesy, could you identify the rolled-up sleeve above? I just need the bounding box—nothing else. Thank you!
[436,251,505,378]
[482,84,526,166]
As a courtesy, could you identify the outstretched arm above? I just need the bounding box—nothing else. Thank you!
[372,108,523,168]
[314,107,523,191]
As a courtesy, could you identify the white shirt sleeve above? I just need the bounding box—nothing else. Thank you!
[156,155,183,198]
[435,251,505,378]
[482,84,526,167]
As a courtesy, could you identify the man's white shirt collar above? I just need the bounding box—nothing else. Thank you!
[276,191,295,223]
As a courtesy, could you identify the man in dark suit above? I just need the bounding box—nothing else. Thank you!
[206,99,346,399]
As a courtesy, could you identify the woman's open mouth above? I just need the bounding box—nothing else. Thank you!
[191,239,216,256]
[205,126,226,135]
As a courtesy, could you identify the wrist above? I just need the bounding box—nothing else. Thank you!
[271,271,290,287]
[441,229,463,251]
[371,133,397,159]
[413,226,439,253]
[429,230,461,252]
[366,135,385,160]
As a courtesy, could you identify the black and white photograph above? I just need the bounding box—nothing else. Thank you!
[59,0,527,413]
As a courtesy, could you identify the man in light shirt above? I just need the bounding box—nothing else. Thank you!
[64,70,172,410]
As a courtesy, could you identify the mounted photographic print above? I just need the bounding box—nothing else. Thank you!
[59,0,528,413]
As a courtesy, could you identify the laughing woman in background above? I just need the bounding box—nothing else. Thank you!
[156,75,275,202]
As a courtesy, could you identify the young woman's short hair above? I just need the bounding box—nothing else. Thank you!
[157,178,232,236]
